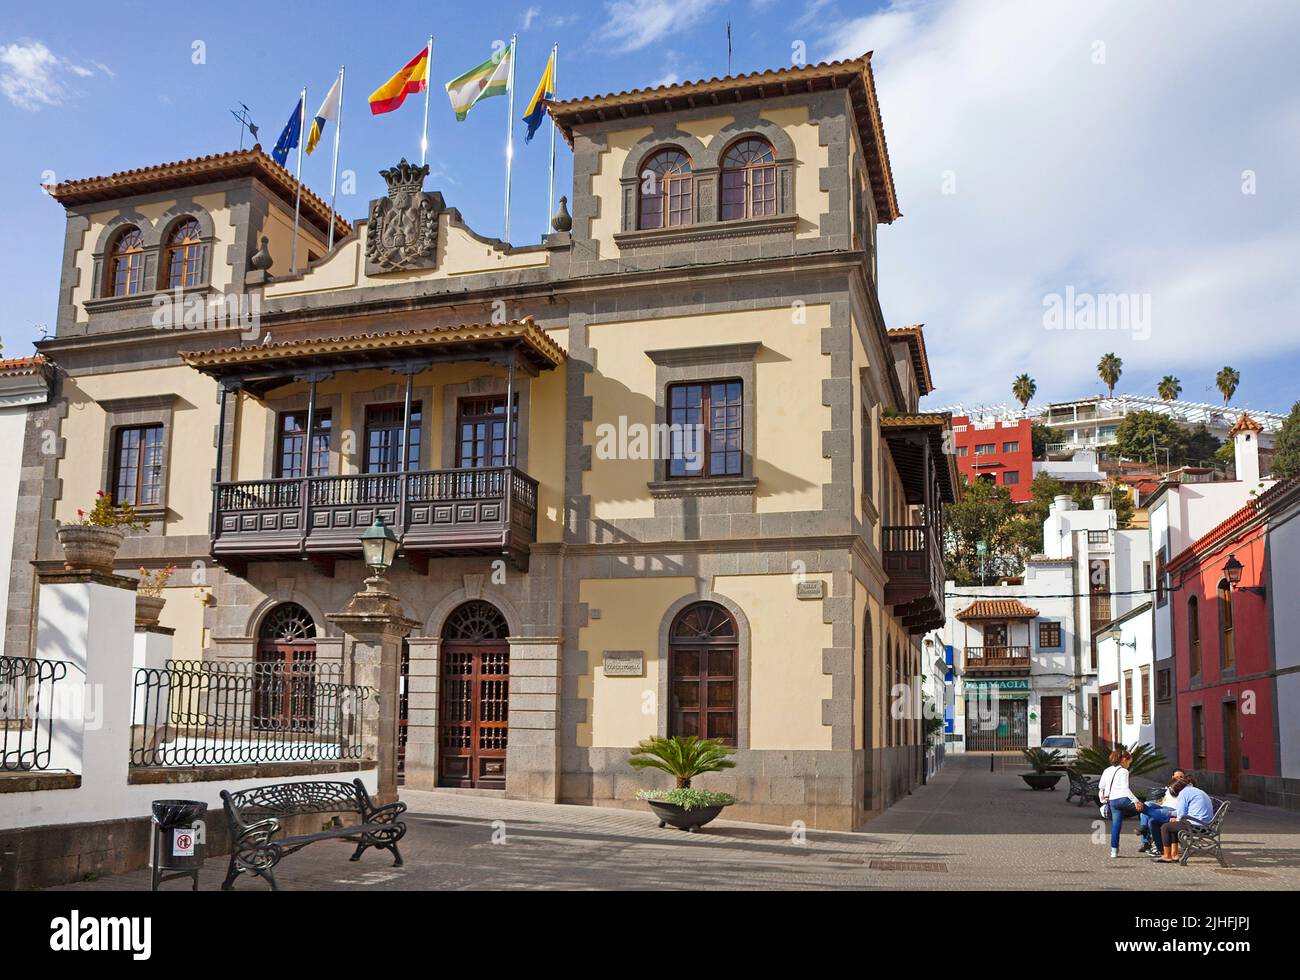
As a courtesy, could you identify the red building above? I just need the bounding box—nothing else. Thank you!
[950,415,1034,501]
[1165,477,1300,803]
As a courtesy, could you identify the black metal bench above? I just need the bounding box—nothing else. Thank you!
[219,778,406,891]
[1065,769,1100,807]
[1177,797,1230,867]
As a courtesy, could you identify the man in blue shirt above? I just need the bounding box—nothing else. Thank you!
[1154,776,1216,863]
[1138,769,1185,854]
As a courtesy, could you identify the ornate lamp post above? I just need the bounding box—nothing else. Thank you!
[360,516,400,589]
[1223,553,1266,597]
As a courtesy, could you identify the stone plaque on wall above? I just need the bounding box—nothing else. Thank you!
[796,580,824,600]
[602,651,645,677]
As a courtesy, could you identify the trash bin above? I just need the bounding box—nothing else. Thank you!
[150,799,206,891]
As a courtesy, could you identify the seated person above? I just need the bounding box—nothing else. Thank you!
[1154,776,1215,864]
[1138,768,1186,854]
[1099,751,1145,859]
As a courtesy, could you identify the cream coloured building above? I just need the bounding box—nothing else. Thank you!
[19,55,957,830]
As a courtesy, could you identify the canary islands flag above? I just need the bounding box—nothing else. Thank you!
[369,46,430,115]
[521,50,555,143]
[271,97,303,167]
[306,74,342,154]
[445,43,512,122]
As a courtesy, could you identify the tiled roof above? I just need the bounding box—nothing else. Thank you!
[1167,476,1300,572]
[1227,412,1265,437]
[45,146,351,242]
[0,354,47,378]
[887,325,934,396]
[956,598,1040,621]
[546,54,900,224]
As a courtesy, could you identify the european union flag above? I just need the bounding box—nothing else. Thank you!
[272,98,303,167]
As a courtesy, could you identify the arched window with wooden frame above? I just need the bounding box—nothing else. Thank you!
[720,136,777,220]
[107,226,145,297]
[254,603,317,732]
[163,217,204,289]
[638,148,693,230]
[668,602,738,745]
[1187,595,1201,676]
[1217,579,1235,669]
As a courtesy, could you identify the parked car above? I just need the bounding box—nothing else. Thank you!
[1040,735,1079,764]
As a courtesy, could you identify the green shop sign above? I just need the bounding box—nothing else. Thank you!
[964,679,1030,691]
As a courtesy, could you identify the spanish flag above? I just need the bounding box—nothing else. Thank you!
[521,49,555,144]
[369,46,430,115]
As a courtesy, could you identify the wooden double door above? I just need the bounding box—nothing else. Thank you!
[437,601,511,789]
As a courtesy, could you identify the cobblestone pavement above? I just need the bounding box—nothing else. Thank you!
[52,755,1300,890]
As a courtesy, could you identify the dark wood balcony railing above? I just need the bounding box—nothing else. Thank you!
[212,466,539,571]
[964,646,1032,670]
[883,523,945,634]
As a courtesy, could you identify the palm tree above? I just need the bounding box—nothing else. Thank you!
[1011,374,1037,410]
[1097,353,1123,397]
[1157,375,1182,401]
[628,735,736,788]
[1216,366,1240,405]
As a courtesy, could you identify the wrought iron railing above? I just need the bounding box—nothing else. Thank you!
[130,659,371,768]
[0,655,68,772]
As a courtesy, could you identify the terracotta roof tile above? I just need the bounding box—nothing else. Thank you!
[1227,411,1265,437]
[956,598,1040,621]
[887,325,934,395]
[0,354,47,377]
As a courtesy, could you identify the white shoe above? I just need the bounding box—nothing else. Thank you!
[1110,847,1119,858]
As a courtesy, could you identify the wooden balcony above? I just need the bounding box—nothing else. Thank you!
[964,646,1031,671]
[883,523,945,635]
[212,466,538,574]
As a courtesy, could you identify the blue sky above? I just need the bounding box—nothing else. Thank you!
[3,0,1298,415]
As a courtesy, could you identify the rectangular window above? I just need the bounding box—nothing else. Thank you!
[974,443,995,456]
[1002,441,1020,453]
[667,380,743,478]
[861,407,874,499]
[112,424,164,507]
[1143,561,1152,592]
[1156,667,1172,703]
[1003,470,1020,486]
[1191,706,1206,769]
[1139,665,1151,724]
[365,402,422,473]
[1088,530,1108,545]
[957,446,968,457]
[1038,621,1062,648]
[1123,670,1134,725]
[456,396,516,469]
[1155,547,1167,607]
[275,410,332,479]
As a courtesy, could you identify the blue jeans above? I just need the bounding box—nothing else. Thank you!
[1140,804,1175,847]
[1109,799,1140,849]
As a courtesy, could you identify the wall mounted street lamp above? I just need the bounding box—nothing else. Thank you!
[1102,625,1137,650]
[1223,553,1266,597]
[360,515,399,585]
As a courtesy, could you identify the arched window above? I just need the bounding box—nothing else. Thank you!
[639,148,693,230]
[439,601,511,789]
[668,602,737,744]
[1186,595,1201,676]
[164,218,203,289]
[255,602,317,732]
[720,137,777,220]
[108,227,145,296]
[1217,580,1235,669]
[442,600,510,641]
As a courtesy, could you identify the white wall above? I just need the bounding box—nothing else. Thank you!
[1095,604,1154,748]
[0,405,27,641]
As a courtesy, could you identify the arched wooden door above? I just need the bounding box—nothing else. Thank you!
[439,601,510,788]
[668,602,738,745]
[254,603,317,731]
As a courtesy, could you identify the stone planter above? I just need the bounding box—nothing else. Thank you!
[1021,772,1064,791]
[644,799,729,832]
[56,524,124,574]
[136,595,167,628]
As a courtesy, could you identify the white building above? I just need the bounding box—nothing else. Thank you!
[1033,447,1107,485]
[1094,602,1155,748]
[1041,394,1283,458]
[1,356,52,650]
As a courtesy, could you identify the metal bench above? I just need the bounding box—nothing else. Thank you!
[1065,769,1100,807]
[1177,797,1230,867]
[219,778,406,891]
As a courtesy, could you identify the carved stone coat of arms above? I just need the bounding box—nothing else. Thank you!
[364,159,444,274]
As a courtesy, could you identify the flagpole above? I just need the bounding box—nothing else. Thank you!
[328,66,345,250]
[503,34,518,242]
[420,35,434,165]
[547,43,558,233]
[291,86,306,273]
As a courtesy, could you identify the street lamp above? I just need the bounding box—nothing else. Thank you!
[1223,553,1266,597]
[360,516,399,583]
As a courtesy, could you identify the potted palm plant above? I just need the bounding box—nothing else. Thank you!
[135,564,175,627]
[1021,747,1066,790]
[1072,742,1167,779]
[629,735,737,832]
[57,491,148,573]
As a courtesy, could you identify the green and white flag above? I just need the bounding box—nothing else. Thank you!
[445,42,513,121]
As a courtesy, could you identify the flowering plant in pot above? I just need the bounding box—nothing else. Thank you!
[630,735,737,832]
[135,564,175,627]
[57,491,149,573]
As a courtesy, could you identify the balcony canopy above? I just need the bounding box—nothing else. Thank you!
[956,599,1040,622]
[880,414,959,504]
[181,318,566,397]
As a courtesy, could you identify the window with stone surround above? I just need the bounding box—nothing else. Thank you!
[720,137,776,220]
[108,226,145,297]
[668,602,738,745]
[1038,621,1062,649]
[666,380,742,478]
[112,424,164,507]
[638,148,693,230]
[163,217,204,289]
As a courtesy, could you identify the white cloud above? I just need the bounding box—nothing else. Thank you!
[597,0,722,53]
[522,6,541,31]
[0,39,108,110]
[818,0,1300,409]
